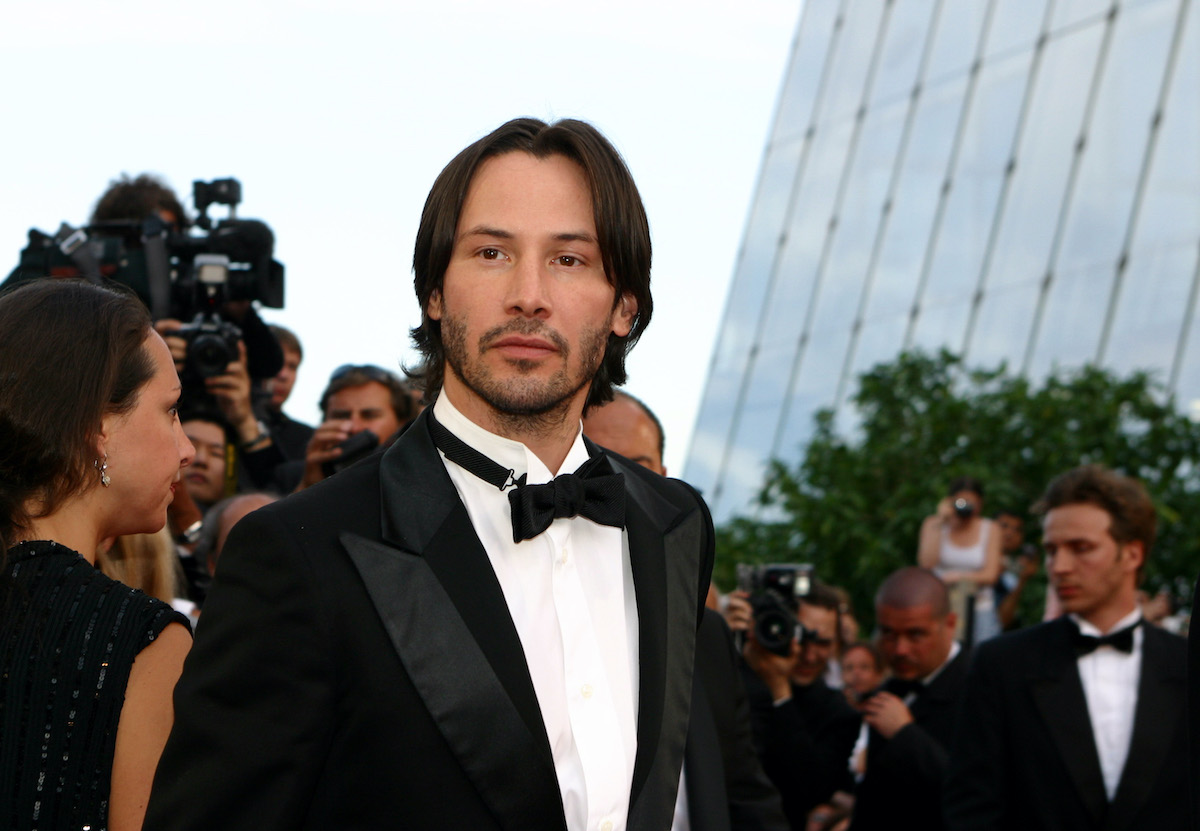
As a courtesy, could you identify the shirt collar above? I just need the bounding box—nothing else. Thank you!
[1070,606,1143,638]
[920,640,962,686]
[432,393,591,486]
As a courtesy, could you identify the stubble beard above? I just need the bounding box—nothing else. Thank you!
[441,316,609,437]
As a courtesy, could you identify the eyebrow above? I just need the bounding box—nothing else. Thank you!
[459,225,598,245]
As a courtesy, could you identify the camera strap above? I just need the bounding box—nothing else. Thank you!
[140,215,173,319]
[53,223,105,286]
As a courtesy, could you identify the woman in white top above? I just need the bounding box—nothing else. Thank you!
[917,477,1003,644]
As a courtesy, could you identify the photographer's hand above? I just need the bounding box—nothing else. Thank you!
[723,591,753,633]
[206,342,266,449]
[861,691,914,739]
[297,420,352,492]
[154,318,188,374]
[743,630,799,703]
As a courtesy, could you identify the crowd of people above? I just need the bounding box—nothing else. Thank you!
[0,117,1196,831]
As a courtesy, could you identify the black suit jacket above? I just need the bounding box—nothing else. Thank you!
[944,617,1188,831]
[145,410,714,831]
[849,647,969,831]
[687,611,788,831]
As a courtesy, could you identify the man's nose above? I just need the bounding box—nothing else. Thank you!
[505,259,551,317]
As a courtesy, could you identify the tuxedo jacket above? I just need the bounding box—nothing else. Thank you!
[145,410,714,831]
[849,647,970,831]
[687,611,788,831]
[943,617,1188,831]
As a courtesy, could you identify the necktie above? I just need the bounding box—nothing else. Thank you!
[428,412,626,543]
[1072,618,1141,656]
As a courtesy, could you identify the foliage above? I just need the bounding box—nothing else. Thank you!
[714,350,1200,629]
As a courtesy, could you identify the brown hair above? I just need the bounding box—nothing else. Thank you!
[90,172,188,229]
[268,323,303,361]
[319,365,414,429]
[0,279,154,552]
[409,117,653,409]
[1032,464,1157,558]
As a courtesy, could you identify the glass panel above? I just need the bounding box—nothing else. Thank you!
[708,138,803,369]
[986,0,1049,59]
[1131,0,1199,252]
[816,0,886,123]
[870,0,938,108]
[965,279,1042,370]
[725,340,799,489]
[849,313,911,380]
[683,365,744,498]
[925,2,988,83]
[920,49,1033,308]
[1054,0,1176,275]
[1025,264,1113,378]
[862,75,970,324]
[775,326,853,459]
[1168,255,1200,410]
[756,119,857,351]
[772,0,843,144]
[909,297,975,355]
[1051,0,1114,33]
[985,25,1106,289]
[1106,244,1196,375]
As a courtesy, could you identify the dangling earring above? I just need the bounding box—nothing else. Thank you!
[96,454,110,488]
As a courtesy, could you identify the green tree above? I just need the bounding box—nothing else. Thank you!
[715,350,1200,629]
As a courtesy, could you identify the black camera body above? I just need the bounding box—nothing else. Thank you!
[737,563,815,657]
[4,177,283,322]
[952,497,975,519]
[176,313,242,379]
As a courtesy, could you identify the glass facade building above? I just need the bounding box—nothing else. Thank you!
[685,0,1200,522]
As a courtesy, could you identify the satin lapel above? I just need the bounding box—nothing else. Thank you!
[616,460,702,831]
[344,412,564,831]
[1105,627,1185,831]
[1030,620,1107,827]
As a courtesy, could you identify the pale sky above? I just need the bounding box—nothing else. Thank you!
[1,0,800,474]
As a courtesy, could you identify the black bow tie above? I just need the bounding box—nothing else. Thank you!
[428,412,625,543]
[887,678,925,699]
[1072,619,1141,656]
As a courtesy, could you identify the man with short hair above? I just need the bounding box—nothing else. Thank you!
[262,323,315,460]
[147,117,714,831]
[292,363,415,490]
[848,567,967,831]
[945,465,1187,830]
[727,581,860,829]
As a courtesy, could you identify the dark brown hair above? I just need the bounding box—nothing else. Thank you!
[319,365,414,429]
[409,117,653,409]
[90,172,188,229]
[0,279,154,552]
[1032,464,1157,558]
[268,324,303,361]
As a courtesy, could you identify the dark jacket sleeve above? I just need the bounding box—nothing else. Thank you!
[145,507,336,830]
[942,645,1007,830]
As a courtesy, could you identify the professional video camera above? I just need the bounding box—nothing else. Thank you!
[7,178,284,370]
[736,563,815,657]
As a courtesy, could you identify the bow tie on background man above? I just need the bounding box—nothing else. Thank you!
[1071,618,1142,656]
[428,413,626,543]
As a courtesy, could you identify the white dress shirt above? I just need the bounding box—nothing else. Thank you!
[1072,607,1143,801]
[433,395,639,831]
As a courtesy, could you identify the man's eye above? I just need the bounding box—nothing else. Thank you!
[480,248,502,260]
[556,255,580,267]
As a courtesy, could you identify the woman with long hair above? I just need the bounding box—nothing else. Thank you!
[0,279,195,831]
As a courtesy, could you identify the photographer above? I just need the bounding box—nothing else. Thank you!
[916,476,1002,645]
[286,364,415,493]
[727,577,860,830]
[3,173,284,382]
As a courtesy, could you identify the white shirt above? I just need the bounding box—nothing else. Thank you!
[434,395,639,831]
[1072,608,1143,801]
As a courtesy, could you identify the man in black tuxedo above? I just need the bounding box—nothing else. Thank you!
[944,465,1187,830]
[585,392,787,831]
[145,118,714,831]
[849,567,968,831]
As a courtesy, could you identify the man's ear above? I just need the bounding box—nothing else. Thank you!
[1119,540,1145,573]
[611,293,637,338]
[427,289,443,321]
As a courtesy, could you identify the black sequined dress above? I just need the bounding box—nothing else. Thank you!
[0,540,188,831]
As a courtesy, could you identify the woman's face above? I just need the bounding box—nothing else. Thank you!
[100,332,195,536]
[841,646,883,698]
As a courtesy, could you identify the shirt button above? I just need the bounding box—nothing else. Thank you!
[581,683,594,699]
[600,821,613,831]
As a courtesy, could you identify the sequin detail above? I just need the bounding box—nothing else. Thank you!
[1,540,188,830]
